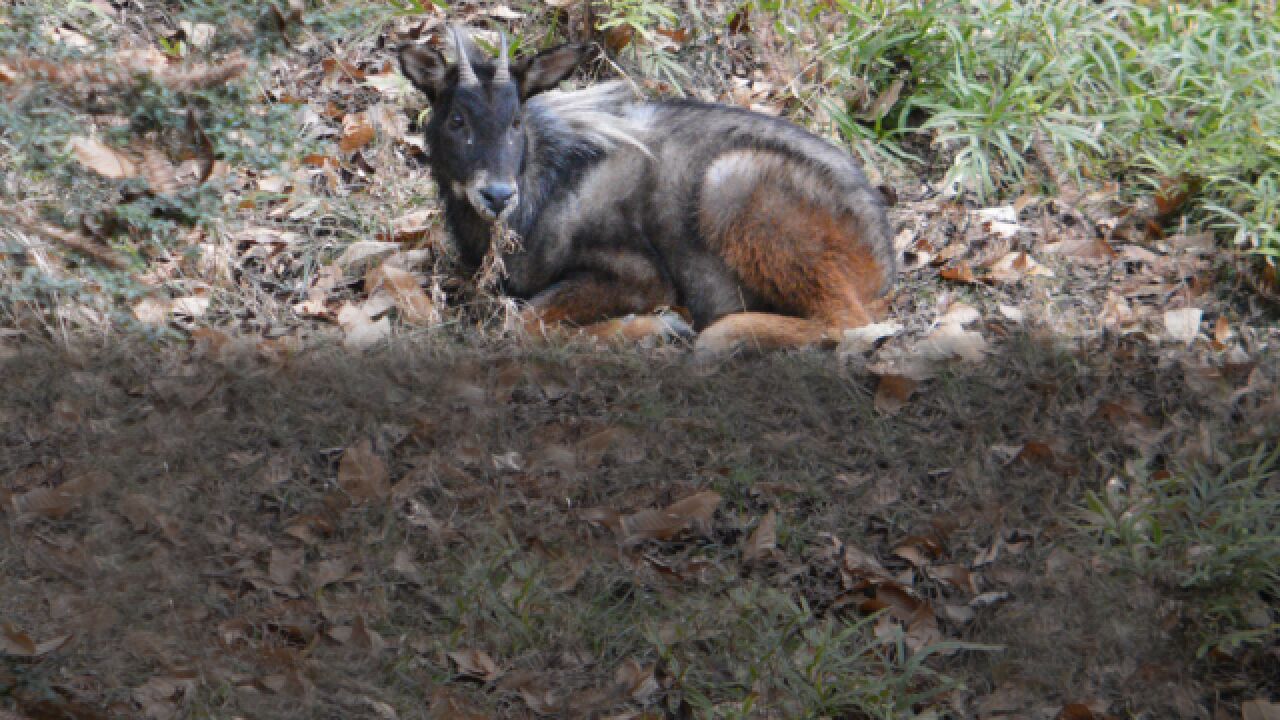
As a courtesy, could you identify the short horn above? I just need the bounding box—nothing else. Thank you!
[494,31,511,84]
[450,25,478,87]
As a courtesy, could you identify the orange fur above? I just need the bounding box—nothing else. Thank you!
[715,185,884,326]
[691,171,888,354]
[519,265,679,344]
[694,312,832,356]
[583,315,685,343]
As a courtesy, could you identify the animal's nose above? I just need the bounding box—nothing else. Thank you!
[480,183,516,214]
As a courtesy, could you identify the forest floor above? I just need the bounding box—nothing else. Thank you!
[2,2,1278,719]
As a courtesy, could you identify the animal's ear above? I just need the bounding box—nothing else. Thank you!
[399,43,449,103]
[513,44,588,99]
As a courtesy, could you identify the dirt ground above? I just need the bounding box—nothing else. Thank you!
[2,314,1277,719]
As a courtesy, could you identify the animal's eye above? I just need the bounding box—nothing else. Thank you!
[448,113,465,130]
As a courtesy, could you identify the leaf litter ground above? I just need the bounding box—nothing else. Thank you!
[2,330,1277,719]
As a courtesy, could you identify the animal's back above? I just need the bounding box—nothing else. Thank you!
[644,100,892,267]
[589,97,896,331]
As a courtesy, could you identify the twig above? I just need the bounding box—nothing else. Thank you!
[5,212,130,271]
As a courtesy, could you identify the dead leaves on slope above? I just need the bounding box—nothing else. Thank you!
[0,47,248,96]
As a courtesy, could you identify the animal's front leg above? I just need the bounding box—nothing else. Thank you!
[520,273,688,343]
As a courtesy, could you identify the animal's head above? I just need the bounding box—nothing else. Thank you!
[399,27,587,222]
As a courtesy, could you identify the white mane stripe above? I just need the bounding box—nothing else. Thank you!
[535,82,653,157]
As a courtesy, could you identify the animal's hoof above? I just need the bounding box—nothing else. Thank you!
[585,312,693,346]
[690,325,739,364]
[651,311,695,343]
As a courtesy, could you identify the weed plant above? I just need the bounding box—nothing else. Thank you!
[767,0,1279,259]
[1082,444,1280,656]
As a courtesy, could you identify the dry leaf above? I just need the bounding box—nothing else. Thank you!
[269,546,305,586]
[367,262,438,326]
[1243,700,1280,720]
[339,112,376,154]
[620,508,688,545]
[448,648,502,682]
[619,491,720,545]
[614,658,660,704]
[904,614,942,654]
[971,206,1020,240]
[1044,235,1116,260]
[49,25,92,47]
[134,674,196,719]
[140,143,179,195]
[1056,703,1097,720]
[429,692,490,720]
[12,485,79,519]
[916,321,988,363]
[943,603,976,624]
[483,5,525,20]
[339,438,390,503]
[664,491,721,527]
[839,321,902,357]
[393,548,426,586]
[118,492,160,532]
[581,506,623,535]
[844,543,890,580]
[518,686,562,715]
[258,668,313,699]
[69,136,137,179]
[576,427,616,468]
[874,374,917,415]
[0,626,71,661]
[178,21,217,48]
[389,208,438,244]
[1,625,36,656]
[970,591,1011,608]
[132,298,172,326]
[973,205,1017,224]
[337,302,391,349]
[998,304,1025,322]
[939,262,978,284]
[328,616,385,656]
[892,544,929,568]
[310,555,355,588]
[337,241,399,270]
[1163,307,1202,344]
[603,24,633,53]
[864,75,904,121]
[1212,315,1232,346]
[938,302,981,327]
[171,295,209,318]
[742,509,777,563]
[929,564,977,595]
[874,582,931,624]
[548,554,589,593]
[986,251,1054,283]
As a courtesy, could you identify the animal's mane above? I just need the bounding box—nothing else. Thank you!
[530,81,653,156]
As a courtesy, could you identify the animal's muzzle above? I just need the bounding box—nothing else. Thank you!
[479,183,517,216]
